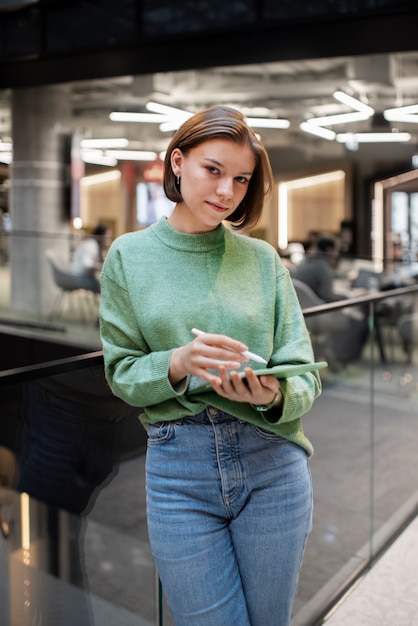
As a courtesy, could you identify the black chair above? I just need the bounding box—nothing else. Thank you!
[375,295,415,362]
[397,313,418,363]
[292,278,368,370]
[45,249,99,323]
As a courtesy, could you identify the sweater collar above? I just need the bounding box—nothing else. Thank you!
[151,217,226,252]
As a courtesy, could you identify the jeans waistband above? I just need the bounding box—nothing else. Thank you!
[154,406,236,427]
[194,406,232,422]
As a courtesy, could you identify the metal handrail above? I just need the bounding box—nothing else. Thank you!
[0,350,103,386]
[0,284,416,386]
[301,283,418,317]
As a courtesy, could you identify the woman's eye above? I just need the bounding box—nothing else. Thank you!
[207,166,219,174]
[236,176,249,184]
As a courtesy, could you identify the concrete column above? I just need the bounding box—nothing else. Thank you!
[10,85,72,315]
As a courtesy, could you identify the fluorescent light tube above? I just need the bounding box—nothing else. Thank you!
[384,114,418,124]
[105,150,158,161]
[299,122,336,140]
[246,117,290,129]
[82,150,118,166]
[110,112,172,123]
[146,101,192,118]
[384,104,418,123]
[336,132,411,143]
[81,138,129,149]
[307,111,372,126]
[159,121,185,132]
[333,91,374,115]
[146,103,291,129]
[384,103,418,116]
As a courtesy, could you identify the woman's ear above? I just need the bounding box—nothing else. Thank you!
[170,148,183,176]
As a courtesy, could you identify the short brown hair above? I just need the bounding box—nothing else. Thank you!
[163,106,273,230]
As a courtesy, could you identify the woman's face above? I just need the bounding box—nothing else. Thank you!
[169,138,256,233]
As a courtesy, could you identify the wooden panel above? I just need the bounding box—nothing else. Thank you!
[287,178,345,241]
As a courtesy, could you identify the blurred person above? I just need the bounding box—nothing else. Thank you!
[294,234,369,368]
[100,105,322,626]
[70,223,111,293]
[0,210,11,264]
[294,234,346,302]
[303,229,319,255]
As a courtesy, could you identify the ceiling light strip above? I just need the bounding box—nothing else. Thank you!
[81,138,129,149]
[307,111,372,126]
[384,103,418,116]
[246,117,290,129]
[383,103,418,123]
[112,109,291,131]
[333,91,374,115]
[146,101,192,118]
[336,132,411,143]
[110,112,173,123]
[82,151,118,166]
[383,114,418,124]
[299,122,336,140]
[105,149,157,161]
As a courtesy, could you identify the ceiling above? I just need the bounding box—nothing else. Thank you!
[1,50,418,164]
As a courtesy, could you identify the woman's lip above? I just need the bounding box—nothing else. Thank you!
[207,201,229,212]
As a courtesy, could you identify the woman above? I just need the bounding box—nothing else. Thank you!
[70,222,111,293]
[99,106,322,626]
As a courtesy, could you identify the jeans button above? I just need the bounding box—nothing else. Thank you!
[208,406,219,416]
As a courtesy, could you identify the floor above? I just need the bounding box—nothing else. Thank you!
[324,516,418,626]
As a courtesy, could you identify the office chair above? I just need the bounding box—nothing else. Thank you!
[397,313,418,363]
[45,249,99,323]
[292,278,367,370]
[353,268,415,362]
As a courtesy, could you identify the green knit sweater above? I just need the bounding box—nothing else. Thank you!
[99,218,321,455]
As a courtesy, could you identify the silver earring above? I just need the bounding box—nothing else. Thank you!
[176,175,181,189]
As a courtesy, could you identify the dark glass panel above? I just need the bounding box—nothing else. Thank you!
[46,0,136,53]
[2,8,40,59]
[262,0,418,21]
[142,0,256,36]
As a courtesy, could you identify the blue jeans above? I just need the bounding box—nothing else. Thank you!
[146,406,313,626]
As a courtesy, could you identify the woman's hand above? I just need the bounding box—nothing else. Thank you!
[212,367,281,407]
[169,332,250,386]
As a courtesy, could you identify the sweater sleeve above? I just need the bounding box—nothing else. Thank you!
[99,248,185,407]
[263,261,322,426]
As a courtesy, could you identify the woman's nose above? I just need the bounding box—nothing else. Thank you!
[217,178,233,198]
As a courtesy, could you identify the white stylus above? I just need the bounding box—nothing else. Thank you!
[191,328,268,364]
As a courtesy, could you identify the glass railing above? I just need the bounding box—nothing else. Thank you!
[0,356,157,626]
[292,283,418,625]
[0,284,417,626]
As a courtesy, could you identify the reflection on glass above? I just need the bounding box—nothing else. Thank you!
[0,365,155,626]
[0,292,417,625]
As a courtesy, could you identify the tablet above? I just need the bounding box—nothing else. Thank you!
[188,361,328,395]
